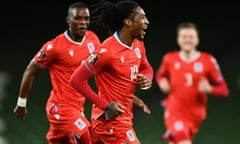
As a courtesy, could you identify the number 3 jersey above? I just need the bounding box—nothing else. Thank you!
[156,51,227,119]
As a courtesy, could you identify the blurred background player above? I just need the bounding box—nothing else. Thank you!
[70,0,153,143]
[156,22,229,144]
[13,2,99,144]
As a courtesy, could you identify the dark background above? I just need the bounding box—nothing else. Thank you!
[1,1,240,144]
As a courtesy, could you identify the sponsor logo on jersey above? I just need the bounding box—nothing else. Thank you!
[194,62,203,73]
[135,47,141,58]
[88,53,99,65]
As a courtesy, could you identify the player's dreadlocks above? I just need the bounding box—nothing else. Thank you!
[91,0,139,34]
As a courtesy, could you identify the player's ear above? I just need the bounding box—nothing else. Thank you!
[196,38,200,46]
[66,16,70,25]
[124,18,132,27]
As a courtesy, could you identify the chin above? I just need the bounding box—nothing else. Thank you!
[79,31,86,36]
[137,35,144,41]
[181,46,194,51]
[77,29,86,35]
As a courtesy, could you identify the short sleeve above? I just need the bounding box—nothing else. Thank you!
[34,40,57,68]
[82,46,112,75]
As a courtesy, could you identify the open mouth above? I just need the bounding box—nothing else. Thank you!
[77,28,87,33]
[142,26,148,34]
[142,28,147,35]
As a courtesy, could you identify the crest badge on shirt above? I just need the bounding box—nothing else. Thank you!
[193,62,203,73]
[135,47,141,58]
[88,52,99,65]
[87,42,95,53]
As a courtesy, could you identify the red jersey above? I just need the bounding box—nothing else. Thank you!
[34,30,100,112]
[83,32,151,125]
[156,51,227,120]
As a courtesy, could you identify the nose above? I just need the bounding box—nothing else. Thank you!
[145,17,150,25]
[76,20,88,28]
[78,19,88,25]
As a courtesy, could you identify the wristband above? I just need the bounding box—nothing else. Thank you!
[17,97,27,107]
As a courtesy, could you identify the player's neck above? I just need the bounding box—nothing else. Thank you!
[180,50,199,62]
[117,31,133,47]
[67,29,84,42]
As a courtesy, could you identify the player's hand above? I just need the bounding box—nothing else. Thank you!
[133,96,151,114]
[104,102,125,120]
[198,77,212,94]
[137,74,152,90]
[13,106,28,120]
[158,78,170,93]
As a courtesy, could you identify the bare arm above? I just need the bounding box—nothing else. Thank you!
[14,59,43,120]
[133,95,151,114]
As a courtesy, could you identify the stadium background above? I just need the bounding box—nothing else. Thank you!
[1,1,240,144]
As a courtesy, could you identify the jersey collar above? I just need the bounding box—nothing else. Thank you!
[179,50,201,63]
[64,29,86,45]
[114,32,132,49]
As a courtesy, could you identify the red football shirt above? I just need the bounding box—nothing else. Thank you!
[83,32,150,125]
[34,30,101,112]
[156,51,225,119]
